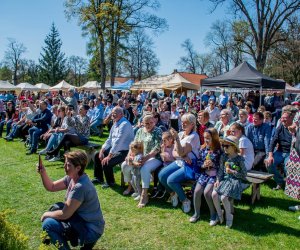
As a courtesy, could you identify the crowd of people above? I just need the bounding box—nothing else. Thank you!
[1,87,300,249]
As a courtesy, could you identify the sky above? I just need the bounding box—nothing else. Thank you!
[0,0,227,76]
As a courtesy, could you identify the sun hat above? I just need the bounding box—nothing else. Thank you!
[220,135,240,153]
[291,101,300,106]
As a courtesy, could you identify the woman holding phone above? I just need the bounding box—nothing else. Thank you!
[38,150,105,249]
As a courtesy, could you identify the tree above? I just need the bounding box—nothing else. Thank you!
[178,39,200,74]
[64,0,167,88]
[3,38,27,85]
[0,64,12,81]
[67,56,88,86]
[39,23,67,85]
[122,28,159,80]
[209,0,300,71]
[265,16,300,83]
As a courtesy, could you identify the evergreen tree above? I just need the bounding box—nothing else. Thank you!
[39,23,67,85]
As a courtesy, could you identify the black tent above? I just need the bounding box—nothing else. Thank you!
[201,62,285,89]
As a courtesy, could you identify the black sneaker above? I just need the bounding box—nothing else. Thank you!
[157,189,167,199]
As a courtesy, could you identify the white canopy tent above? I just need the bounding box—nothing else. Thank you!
[35,83,51,91]
[0,80,20,91]
[285,83,300,94]
[131,75,173,91]
[162,73,199,91]
[50,80,74,91]
[80,81,101,90]
[17,82,40,91]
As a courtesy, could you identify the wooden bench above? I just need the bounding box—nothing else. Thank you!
[246,170,274,204]
[181,170,274,205]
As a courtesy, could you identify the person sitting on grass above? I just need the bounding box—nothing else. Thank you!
[39,150,105,249]
[190,128,221,224]
[211,136,247,228]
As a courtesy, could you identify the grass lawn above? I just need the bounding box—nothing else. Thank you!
[0,130,300,249]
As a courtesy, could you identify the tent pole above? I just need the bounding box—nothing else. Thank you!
[259,85,262,106]
[200,84,202,110]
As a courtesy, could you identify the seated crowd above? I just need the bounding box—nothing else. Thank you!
[1,88,300,232]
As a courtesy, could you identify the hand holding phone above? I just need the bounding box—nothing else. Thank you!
[58,90,63,96]
[38,154,43,173]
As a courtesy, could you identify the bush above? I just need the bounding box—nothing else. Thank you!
[0,210,28,250]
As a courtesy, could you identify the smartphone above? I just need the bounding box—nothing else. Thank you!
[59,90,63,96]
[38,154,43,171]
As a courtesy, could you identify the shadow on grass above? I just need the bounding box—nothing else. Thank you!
[232,207,300,237]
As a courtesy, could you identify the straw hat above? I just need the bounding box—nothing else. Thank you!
[220,135,240,153]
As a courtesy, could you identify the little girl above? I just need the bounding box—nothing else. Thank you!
[127,141,144,201]
[161,131,175,166]
[152,131,175,199]
[211,135,246,228]
[190,128,221,224]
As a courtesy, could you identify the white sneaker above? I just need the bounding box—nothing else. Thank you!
[131,192,139,198]
[48,156,61,162]
[171,193,179,207]
[182,199,191,213]
[39,149,47,155]
[134,195,141,201]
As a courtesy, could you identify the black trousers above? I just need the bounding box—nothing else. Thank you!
[94,148,128,184]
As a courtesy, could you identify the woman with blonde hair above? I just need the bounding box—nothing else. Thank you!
[159,113,200,213]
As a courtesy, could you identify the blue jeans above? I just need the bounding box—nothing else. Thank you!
[0,119,13,136]
[158,161,188,202]
[268,151,289,186]
[46,133,63,151]
[90,120,102,135]
[42,218,70,250]
[28,126,43,151]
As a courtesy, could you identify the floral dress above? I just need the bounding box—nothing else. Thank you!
[285,112,300,200]
[215,154,246,200]
[196,147,221,186]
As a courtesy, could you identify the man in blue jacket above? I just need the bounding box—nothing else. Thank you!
[27,101,52,154]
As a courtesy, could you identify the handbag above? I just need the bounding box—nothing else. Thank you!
[294,127,300,156]
[183,151,200,180]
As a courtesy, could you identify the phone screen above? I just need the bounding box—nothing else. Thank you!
[38,155,42,171]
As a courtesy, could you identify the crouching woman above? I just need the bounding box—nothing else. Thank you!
[38,150,105,250]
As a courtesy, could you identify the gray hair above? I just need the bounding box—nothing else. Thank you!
[238,109,248,116]
[181,113,197,131]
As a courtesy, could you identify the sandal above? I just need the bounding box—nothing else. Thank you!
[137,192,149,208]
[123,188,132,195]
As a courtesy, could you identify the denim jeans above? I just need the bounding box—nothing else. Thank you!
[46,133,63,151]
[90,120,102,135]
[158,161,188,202]
[268,151,289,186]
[0,119,13,136]
[28,126,43,151]
[42,218,71,250]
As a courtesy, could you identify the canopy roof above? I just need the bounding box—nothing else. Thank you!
[50,80,74,90]
[131,73,200,91]
[17,82,40,91]
[0,80,20,91]
[201,62,285,89]
[80,81,101,89]
[110,79,134,91]
[35,83,51,90]
[286,83,300,94]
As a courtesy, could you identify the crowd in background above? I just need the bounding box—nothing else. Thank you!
[0,87,299,229]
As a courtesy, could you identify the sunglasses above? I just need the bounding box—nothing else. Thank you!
[222,144,232,149]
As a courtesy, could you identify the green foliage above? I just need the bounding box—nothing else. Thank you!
[0,210,28,250]
[39,23,67,86]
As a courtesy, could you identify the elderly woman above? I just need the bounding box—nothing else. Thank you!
[158,113,200,213]
[214,109,232,138]
[125,114,163,208]
[39,151,105,249]
[237,109,250,128]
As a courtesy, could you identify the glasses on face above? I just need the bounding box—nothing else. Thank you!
[179,111,184,114]
[222,144,232,149]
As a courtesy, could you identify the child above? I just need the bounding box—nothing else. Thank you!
[152,131,175,199]
[211,136,246,228]
[128,141,144,201]
[190,128,222,224]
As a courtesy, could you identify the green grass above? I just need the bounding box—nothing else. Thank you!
[0,130,300,249]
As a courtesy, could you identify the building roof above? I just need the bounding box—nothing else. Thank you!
[178,72,208,85]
